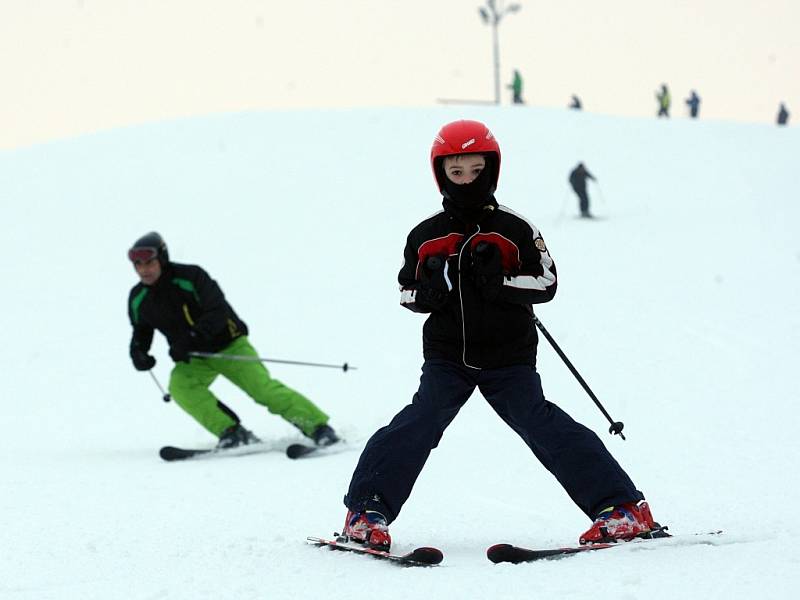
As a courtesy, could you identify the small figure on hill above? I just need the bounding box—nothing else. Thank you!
[777,103,790,126]
[339,120,658,552]
[656,84,671,118]
[507,69,524,104]
[570,95,583,110]
[126,232,339,450]
[685,90,701,118]
[569,162,597,218]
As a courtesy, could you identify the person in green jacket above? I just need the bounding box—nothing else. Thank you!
[508,69,524,104]
[656,84,671,118]
[126,231,339,449]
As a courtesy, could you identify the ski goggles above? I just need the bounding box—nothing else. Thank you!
[128,246,158,264]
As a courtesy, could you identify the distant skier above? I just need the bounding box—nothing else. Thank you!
[656,84,671,118]
[507,69,524,104]
[340,120,658,552]
[685,90,701,118]
[777,103,790,126]
[126,232,339,449]
[569,94,582,110]
[569,162,597,218]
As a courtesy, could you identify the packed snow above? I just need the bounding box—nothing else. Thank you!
[1,107,798,599]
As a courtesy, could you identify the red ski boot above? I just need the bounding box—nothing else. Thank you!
[579,501,656,544]
[342,510,391,551]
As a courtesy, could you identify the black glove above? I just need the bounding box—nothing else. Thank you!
[131,347,156,371]
[471,241,504,301]
[169,332,196,363]
[415,255,450,310]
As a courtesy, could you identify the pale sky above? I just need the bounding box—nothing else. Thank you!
[2,0,798,149]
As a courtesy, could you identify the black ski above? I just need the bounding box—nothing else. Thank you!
[286,443,319,459]
[487,529,723,564]
[307,536,443,567]
[159,440,346,461]
[286,440,351,459]
[159,446,213,461]
[159,442,275,462]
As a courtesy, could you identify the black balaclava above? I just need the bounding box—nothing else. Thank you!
[439,155,498,224]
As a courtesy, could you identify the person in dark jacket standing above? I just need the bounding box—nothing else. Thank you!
[339,120,656,551]
[685,90,701,118]
[127,232,339,449]
[777,103,790,126]
[569,162,596,218]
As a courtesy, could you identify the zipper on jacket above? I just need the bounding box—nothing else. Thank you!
[458,225,481,369]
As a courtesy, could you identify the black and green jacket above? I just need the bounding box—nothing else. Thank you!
[128,263,248,359]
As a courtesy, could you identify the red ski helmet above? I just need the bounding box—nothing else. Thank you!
[430,120,501,193]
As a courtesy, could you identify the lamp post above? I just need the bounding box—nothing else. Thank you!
[478,0,522,105]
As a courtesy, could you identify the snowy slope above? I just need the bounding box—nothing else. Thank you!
[1,107,798,599]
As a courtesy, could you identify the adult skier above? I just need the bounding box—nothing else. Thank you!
[569,162,596,218]
[777,103,790,126]
[656,84,671,117]
[126,232,339,449]
[339,120,657,551]
[507,69,524,104]
[685,90,701,118]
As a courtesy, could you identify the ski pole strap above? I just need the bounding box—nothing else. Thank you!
[188,351,355,372]
[532,315,625,440]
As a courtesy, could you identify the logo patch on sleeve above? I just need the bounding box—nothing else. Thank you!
[534,238,547,252]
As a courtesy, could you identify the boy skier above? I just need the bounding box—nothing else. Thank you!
[340,120,656,550]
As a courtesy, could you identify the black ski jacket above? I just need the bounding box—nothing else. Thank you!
[399,202,557,368]
[569,165,595,193]
[128,263,248,359]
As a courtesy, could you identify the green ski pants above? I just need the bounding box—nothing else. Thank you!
[168,336,328,438]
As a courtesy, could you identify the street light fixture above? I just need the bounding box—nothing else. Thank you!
[478,0,522,105]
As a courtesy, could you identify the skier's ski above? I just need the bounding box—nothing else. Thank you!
[286,441,350,459]
[160,439,347,461]
[307,536,443,567]
[286,443,318,459]
[158,441,348,462]
[487,529,723,564]
[158,442,276,462]
[159,446,212,461]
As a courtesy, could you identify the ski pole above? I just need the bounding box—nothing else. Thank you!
[595,182,607,205]
[148,370,171,403]
[554,186,570,226]
[188,351,356,372]
[532,314,625,440]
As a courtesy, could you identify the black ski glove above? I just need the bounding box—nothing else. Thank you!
[416,255,450,310]
[169,332,197,363]
[472,241,504,301]
[131,347,156,371]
